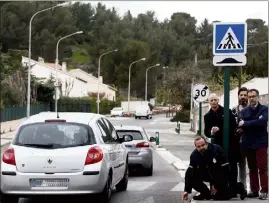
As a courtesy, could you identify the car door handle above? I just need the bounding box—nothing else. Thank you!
[109,150,114,154]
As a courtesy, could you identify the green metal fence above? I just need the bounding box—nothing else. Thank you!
[0,103,49,122]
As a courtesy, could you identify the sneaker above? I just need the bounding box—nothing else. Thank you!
[248,191,259,198]
[259,193,268,200]
[193,193,212,200]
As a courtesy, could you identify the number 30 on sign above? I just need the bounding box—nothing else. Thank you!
[192,83,210,103]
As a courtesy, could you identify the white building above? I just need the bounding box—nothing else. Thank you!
[219,77,268,108]
[68,69,116,101]
[21,56,116,101]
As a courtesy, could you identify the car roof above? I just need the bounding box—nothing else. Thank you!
[114,125,144,131]
[21,112,104,126]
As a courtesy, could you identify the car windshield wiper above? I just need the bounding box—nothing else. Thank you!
[23,143,55,148]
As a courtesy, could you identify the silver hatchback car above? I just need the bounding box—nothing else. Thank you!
[114,125,156,176]
[1,112,133,203]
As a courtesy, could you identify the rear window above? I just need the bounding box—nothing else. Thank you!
[13,123,95,149]
[116,130,143,140]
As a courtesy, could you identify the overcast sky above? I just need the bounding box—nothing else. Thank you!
[86,1,268,25]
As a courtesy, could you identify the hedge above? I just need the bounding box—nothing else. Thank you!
[56,97,120,114]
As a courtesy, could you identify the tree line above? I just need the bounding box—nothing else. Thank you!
[0,1,268,108]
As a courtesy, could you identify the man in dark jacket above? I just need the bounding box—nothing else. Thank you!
[238,89,268,200]
[203,93,238,194]
[231,87,248,189]
[182,136,246,201]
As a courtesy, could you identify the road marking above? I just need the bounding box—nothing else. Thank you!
[127,181,156,191]
[127,181,186,192]
[170,182,185,191]
[149,120,157,124]
[138,196,155,203]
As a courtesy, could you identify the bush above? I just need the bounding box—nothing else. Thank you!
[170,110,190,123]
[55,97,120,114]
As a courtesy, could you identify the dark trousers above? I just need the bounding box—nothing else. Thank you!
[192,169,231,200]
[228,153,239,192]
[246,147,268,193]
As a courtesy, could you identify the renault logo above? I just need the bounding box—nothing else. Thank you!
[47,158,53,164]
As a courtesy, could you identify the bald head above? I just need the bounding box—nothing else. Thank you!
[208,93,219,110]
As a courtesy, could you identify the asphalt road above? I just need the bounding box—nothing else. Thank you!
[0,115,188,203]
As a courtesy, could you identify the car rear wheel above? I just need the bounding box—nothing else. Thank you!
[116,164,129,191]
[0,193,19,203]
[96,175,112,203]
[145,164,153,176]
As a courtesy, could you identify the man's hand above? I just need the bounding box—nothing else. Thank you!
[211,126,219,134]
[182,192,189,200]
[211,185,217,194]
[238,120,244,127]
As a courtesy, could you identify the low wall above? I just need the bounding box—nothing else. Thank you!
[0,118,26,134]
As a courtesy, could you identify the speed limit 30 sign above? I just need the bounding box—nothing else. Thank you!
[192,83,210,103]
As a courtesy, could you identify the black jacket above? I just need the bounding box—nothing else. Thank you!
[184,144,231,193]
[204,105,238,152]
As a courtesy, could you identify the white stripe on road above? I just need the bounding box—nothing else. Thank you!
[138,196,155,203]
[127,181,156,191]
[127,181,186,192]
[170,182,185,191]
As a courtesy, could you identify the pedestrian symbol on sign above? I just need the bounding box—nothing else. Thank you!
[217,27,243,50]
[192,84,210,103]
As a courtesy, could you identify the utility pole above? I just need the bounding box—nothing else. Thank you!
[191,54,198,132]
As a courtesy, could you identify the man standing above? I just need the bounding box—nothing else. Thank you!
[239,89,268,200]
[182,136,246,201]
[203,93,238,195]
[231,87,248,189]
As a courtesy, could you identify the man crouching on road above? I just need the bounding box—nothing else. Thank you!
[182,136,247,201]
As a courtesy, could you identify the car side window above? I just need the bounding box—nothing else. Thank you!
[102,118,120,143]
[96,119,113,143]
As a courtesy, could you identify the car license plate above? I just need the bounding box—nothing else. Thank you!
[30,178,69,189]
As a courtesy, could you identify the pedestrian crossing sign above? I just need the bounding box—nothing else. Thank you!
[213,22,247,55]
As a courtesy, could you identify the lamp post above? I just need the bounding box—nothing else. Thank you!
[55,31,83,114]
[26,2,69,117]
[97,49,118,114]
[145,63,160,101]
[127,57,146,112]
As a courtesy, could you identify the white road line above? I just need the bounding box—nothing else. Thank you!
[170,182,185,191]
[138,196,155,203]
[127,181,156,191]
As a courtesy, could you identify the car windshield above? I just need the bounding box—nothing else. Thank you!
[116,130,143,140]
[13,123,94,149]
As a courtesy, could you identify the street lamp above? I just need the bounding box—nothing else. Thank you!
[54,31,83,115]
[145,63,160,101]
[26,2,70,117]
[127,57,146,112]
[97,49,118,114]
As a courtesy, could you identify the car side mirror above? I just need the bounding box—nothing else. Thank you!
[122,134,133,142]
[149,136,156,142]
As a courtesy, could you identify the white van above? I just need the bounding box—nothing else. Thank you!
[135,105,152,119]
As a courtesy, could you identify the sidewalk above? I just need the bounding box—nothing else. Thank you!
[1,131,16,147]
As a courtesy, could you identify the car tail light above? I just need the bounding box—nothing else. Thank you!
[2,148,16,166]
[136,142,149,148]
[85,146,103,165]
